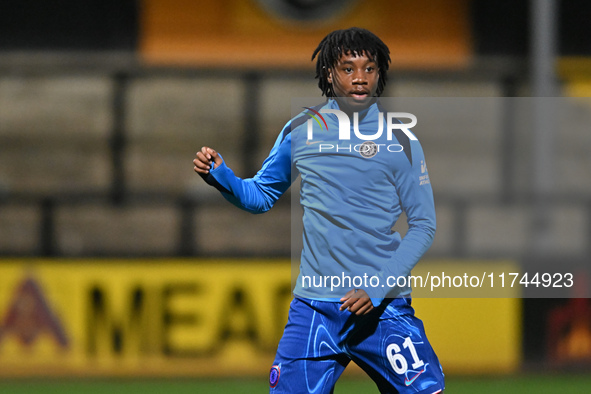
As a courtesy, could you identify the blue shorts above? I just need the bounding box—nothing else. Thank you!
[269,297,444,394]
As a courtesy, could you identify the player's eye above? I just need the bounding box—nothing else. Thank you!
[366,66,375,72]
[344,67,353,73]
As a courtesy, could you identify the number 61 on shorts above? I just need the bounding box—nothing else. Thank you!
[386,336,425,375]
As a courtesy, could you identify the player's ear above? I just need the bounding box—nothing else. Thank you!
[326,67,333,84]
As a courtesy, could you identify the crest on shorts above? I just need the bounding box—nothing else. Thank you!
[269,364,281,388]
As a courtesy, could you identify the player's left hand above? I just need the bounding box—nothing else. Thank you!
[339,289,374,316]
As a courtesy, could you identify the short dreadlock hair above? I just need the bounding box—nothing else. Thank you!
[312,27,391,97]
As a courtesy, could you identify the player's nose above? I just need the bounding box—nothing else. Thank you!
[352,70,367,84]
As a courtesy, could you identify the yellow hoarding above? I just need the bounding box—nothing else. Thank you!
[0,259,520,376]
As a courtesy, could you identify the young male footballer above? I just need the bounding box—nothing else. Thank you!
[194,27,444,393]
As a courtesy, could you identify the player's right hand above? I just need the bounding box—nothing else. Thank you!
[340,288,374,316]
[193,146,223,175]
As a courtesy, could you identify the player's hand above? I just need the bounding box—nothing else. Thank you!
[193,146,223,175]
[339,289,374,316]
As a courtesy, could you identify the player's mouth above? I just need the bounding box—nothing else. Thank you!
[349,89,370,100]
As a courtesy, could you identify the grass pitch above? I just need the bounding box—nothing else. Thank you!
[0,374,590,393]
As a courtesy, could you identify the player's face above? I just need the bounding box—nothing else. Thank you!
[327,51,380,110]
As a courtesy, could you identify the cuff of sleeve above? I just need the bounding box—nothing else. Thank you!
[201,154,233,195]
[370,298,384,307]
[209,153,224,173]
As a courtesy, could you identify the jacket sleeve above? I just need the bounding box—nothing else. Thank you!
[390,139,436,276]
[201,125,295,214]
[373,138,436,304]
